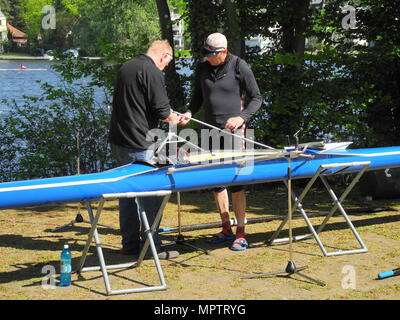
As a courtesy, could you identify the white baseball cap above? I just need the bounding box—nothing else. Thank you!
[202,33,227,58]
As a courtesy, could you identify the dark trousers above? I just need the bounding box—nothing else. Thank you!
[111,144,163,251]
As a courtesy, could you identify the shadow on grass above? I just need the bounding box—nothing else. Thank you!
[9,202,119,215]
[175,184,400,217]
[161,210,400,259]
[1,243,175,296]
[1,200,400,289]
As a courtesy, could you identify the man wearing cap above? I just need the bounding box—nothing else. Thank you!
[180,33,262,251]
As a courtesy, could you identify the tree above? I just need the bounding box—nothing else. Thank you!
[1,0,25,31]
[155,0,185,109]
[71,0,160,55]
[309,0,400,146]
[17,0,81,49]
[186,0,222,63]
[0,1,181,180]
[16,0,161,53]
[223,0,244,57]
[0,0,11,16]
[184,0,400,147]
[4,0,399,182]
[18,0,55,36]
[0,76,112,181]
[260,0,312,146]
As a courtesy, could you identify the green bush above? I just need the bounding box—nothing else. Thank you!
[0,72,114,182]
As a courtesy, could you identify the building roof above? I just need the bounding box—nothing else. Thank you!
[13,38,27,44]
[7,23,27,38]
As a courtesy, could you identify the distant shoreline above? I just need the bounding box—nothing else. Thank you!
[0,56,50,60]
[0,56,102,61]
[0,55,190,61]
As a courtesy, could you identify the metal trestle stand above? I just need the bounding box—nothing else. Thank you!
[77,190,172,295]
[243,152,326,286]
[51,205,113,232]
[268,161,370,256]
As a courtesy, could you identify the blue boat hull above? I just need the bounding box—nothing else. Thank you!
[1,146,400,209]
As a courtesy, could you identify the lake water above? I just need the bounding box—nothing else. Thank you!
[0,60,63,116]
[0,59,193,118]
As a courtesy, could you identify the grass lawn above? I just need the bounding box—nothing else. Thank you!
[0,183,399,301]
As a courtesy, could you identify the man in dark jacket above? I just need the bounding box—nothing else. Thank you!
[109,40,181,259]
[180,33,262,251]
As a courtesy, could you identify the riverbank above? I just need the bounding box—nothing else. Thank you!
[0,56,102,61]
[0,57,49,60]
[0,51,189,60]
[0,53,102,60]
[0,53,46,60]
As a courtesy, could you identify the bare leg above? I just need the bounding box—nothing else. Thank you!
[230,190,248,250]
[213,189,230,224]
[232,190,246,229]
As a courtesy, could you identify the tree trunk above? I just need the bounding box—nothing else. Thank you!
[268,0,310,145]
[155,0,185,109]
[293,0,308,54]
[223,0,245,58]
[280,0,308,54]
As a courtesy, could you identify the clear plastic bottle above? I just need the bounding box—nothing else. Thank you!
[59,244,72,287]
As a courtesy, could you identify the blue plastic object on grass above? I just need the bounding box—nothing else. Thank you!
[377,268,400,279]
[59,244,72,287]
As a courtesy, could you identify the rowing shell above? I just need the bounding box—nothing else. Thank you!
[1,143,400,209]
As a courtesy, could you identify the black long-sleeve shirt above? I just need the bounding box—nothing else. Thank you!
[109,55,171,150]
[188,53,262,128]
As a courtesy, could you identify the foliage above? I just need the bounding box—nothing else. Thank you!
[0,72,113,181]
[13,0,160,54]
[2,0,400,181]
[185,0,400,148]
[0,1,168,181]
[0,38,152,181]
[248,48,372,147]
[307,0,400,146]
[0,0,26,31]
[185,0,223,63]
[0,0,11,16]
[51,44,142,98]
[18,0,55,36]
[70,0,160,55]
[155,0,185,109]
[168,0,186,15]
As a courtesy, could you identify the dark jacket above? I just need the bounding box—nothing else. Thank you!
[109,54,171,150]
[188,53,262,128]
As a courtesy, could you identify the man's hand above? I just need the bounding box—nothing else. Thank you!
[177,111,192,125]
[225,116,245,131]
[162,111,180,125]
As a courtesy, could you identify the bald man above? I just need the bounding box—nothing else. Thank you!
[109,40,181,260]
